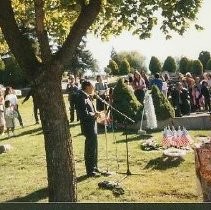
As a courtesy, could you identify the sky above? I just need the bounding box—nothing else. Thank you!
[86,0,211,71]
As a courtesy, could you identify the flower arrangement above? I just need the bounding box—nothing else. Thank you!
[141,138,160,151]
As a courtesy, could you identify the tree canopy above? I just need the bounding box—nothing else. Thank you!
[65,38,99,77]
[192,59,203,76]
[162,56,176,73]
[0,0,203,57]
[206,59,211,70]
[179,57,189,74]
[149,56,162,74]
[110,50,146,73]
[198,50,210,71]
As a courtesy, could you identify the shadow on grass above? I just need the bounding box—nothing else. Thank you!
[116,134,152,144]
[15,127,43,138]
[0,127,43,142]
[77,174,89,183]
[73,133,83,138]
[144,156,184,170]
[6,187,48,202]
[69,122,80,128]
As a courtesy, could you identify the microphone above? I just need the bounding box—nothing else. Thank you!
[95,94,110,106]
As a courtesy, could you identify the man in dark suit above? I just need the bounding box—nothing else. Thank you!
[66,75,79,122]
[76,80,101,177]
[22,87,39,124]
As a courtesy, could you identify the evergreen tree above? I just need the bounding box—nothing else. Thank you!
[179,57,189,74]
[110,50,146,72]
[104,66,111,75]
[192,60,203,76]
[206,59,211,70]
[151,85,175,121]
[186,59,194,74]
[65,38,98,77]
[110,47,119,65]
[119,58,130,75]
[163,56,176,73]
[112,78,142,123]
[149,56,162,74]
[0,55,28,88]
[108,60,119,75]
[198,51,210,71]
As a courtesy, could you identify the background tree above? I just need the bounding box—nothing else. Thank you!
[110,50,146,73]
[119,58,130,75]
[108,59,119,75]
[192,59,203,76]
[65,38,99,78]
[0,55,28,88]
[206,59,211,70]
[0,0,203,202]
[162,56,176,73]
[186,59,194,74]
[112,78,142,123]
[110,47,118,65]
[179,57,189,74]
[198,51,210,71]
[149,56,162,75]
[104,66,111,75]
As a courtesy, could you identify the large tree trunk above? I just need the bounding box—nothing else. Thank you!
[36,64,77,202]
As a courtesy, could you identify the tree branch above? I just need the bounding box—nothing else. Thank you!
[0,0,40,79]
[34,0,51,63]
[54,0,102,68]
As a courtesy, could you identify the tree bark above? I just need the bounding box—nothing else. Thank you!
[36,64,77,202]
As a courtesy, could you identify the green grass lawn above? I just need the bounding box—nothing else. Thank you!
[0,96,210,202]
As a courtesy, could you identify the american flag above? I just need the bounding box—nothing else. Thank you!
[162,136,171,147]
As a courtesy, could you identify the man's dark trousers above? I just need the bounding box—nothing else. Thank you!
[83,121,98,175]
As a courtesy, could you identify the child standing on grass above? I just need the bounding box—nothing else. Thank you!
[0,90,5,135]
[4,100,18,138]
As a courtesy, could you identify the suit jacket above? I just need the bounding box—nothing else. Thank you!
[76,90,97,135]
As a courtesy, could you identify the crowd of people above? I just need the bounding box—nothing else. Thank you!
[66,71,211,123]
[65,71,211,177]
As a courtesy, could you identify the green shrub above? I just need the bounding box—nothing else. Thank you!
[206,59,211,70]
[179,57,189,74]
[119,58,130,75]
[192,59,203,76]
[151,85,175,121]
[112,78,143,123]
[149,56,162,74]
[163,56,176,73]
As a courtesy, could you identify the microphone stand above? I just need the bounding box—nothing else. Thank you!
[95,95,136,178]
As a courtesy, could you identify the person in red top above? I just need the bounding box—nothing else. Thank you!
[132,70,146,103]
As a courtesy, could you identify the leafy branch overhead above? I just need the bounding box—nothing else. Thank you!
[0,0,203,57]
[92,0,203,39]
